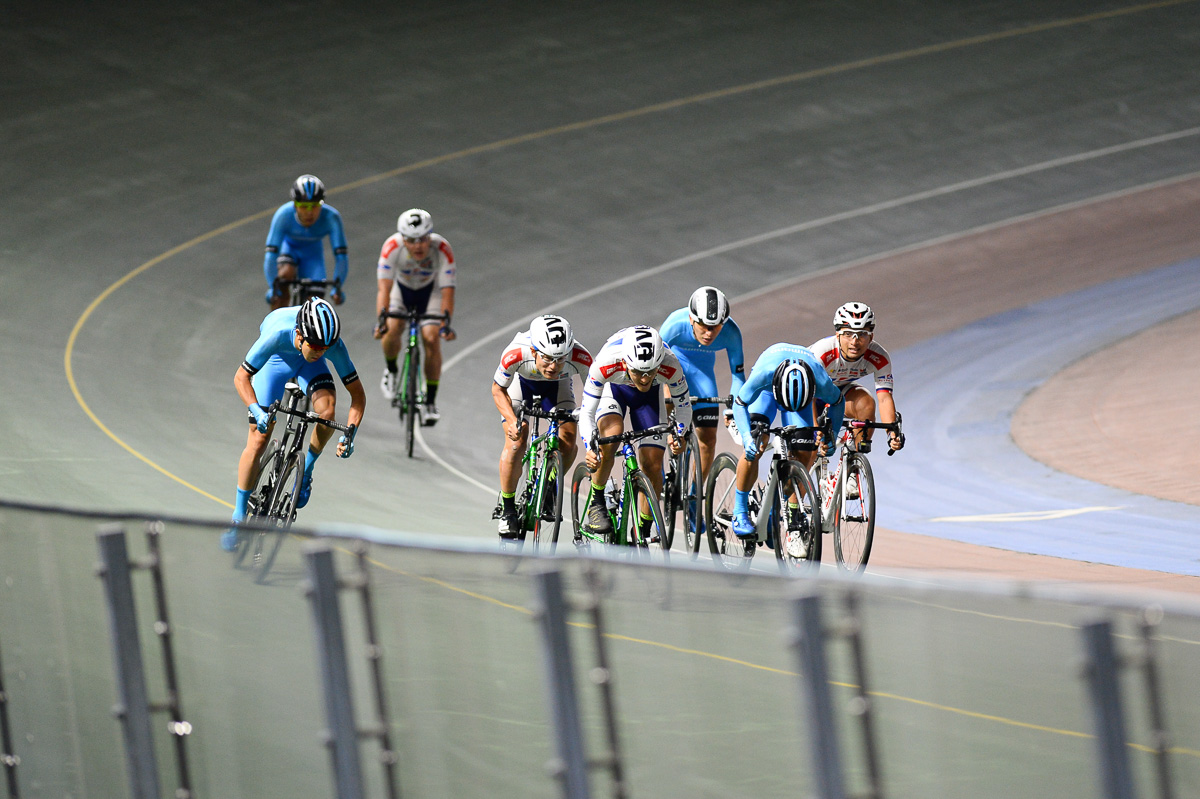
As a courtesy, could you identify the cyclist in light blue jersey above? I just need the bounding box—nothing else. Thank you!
[660,286,745,477]
[730,344,845,540]
[264,175,349,310]
[222,297,366,550]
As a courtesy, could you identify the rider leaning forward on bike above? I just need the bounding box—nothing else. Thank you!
[264,175,349,311]
[660,286,745,479]
[375,208,457,425]
[222,297,366,551]
[809,302,905,476]
[578,325,692,543]
[731,344,845,541]
[491,314,594,538]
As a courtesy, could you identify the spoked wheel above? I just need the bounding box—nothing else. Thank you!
[530,451,564,554]
[569,462,594,551]
[704,453,752,570]
[402,348,419,458]
[834,453,875,573]
[628,472,669,562]
[665,431,704,556]
[235,440,280,569]
[774,460,821,575]
[256,452,303,583]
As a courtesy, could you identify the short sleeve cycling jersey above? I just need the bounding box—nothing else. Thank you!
[579,328,691,445]
[376,232,456,290]
[733,342,844,436]
[240,306,359,386]
[493,331,594,388]
[263,203,349,287]
[659,307,746,397]
[809,335,895,392]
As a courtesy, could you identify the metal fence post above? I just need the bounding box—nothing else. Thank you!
[533,568,590,799]
[304,542,366,799]
[1080,619,1136,799]
[96,525,162,799]
[0,634,19,798]
[788,591,846,799]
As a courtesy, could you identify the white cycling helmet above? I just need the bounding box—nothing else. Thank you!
[529,314,574,360]
[688,286,730,327]
[772,359,815,412]
[833,301,875,331]
[397,208,433,239]
[621,325,666,373]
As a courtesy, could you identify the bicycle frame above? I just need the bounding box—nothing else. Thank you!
[516,407,569,542]
[576,421,673,548]
[381,309,445,456]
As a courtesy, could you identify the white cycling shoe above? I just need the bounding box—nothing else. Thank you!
[380,369,398,400]
[422,403,440,426]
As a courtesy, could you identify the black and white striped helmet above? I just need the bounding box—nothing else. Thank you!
[621,325,666,373]
[772,359,814,412]
[529,314,574,360]
[296,296,341,347]
[688,285,730,327]
[290,174,326,203]
[833,302,875,331]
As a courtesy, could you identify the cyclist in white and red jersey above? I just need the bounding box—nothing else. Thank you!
[492,315,593,538]
[579,326,692,541]
[809,302,904,454]
[374,208,457,425]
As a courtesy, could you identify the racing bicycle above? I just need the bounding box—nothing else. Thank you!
[570,423,672,557]
[380,309,448,457]
[663,395,732,556]
[811,414,903,573]
[704,422,822,574]
[276,277,337,307]
[233,382,356,583]
[493,404,574,553]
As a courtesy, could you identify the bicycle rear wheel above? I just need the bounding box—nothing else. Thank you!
[834,452,875,572]
[258,449,303,583]
[704,453,751,570]
[530,450,564,553]
[775,460,821,575]
[665,431,703,556]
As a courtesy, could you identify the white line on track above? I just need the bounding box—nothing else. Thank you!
[419,128,1200,496]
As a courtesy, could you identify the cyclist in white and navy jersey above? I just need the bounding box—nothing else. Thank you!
[491,315,593,538]
[578,326,692,541]
[263,175,349,310]
[660,286,745,477]
[731,344,845,540]
[809,302,904,454]
[374,208,457,425]
[222,297,366,551]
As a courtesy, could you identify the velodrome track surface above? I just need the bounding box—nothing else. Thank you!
[6,1,1200,589]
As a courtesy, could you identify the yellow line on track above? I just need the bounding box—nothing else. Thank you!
[63,0,1200,756]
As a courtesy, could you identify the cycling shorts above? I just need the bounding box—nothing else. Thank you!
[596,383,665,450]
[388,282,445,327]
[505,375,575,416]
[250,356,334,411]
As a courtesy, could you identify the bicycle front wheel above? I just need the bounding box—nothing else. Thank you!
[704,452,750,569]
[775,460,821,575]
[569,462,592,549]
[235,440,281,568]
[530,450,565,553]
[629,471,669,560]
[258,449,303,583]
[834,453,875,572]
[403,345,419,457]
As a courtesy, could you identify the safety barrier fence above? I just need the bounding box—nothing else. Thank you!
[1,499,1199,799]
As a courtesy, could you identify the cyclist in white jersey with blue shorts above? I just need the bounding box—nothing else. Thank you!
[492,315,594,538]
[578,326,692,542]
[375,208,457,424]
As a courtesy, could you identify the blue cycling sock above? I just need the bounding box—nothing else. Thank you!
[233,488,251,522]
[305,449,320,477]
[734,489,749,515]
